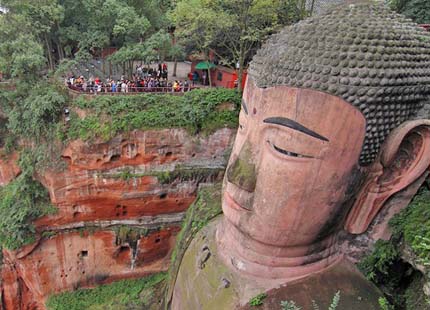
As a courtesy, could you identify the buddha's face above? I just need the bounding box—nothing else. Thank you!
[222,78,367,247]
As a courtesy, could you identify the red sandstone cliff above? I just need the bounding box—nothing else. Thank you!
[0,152,20,186]
[0,128,235,310]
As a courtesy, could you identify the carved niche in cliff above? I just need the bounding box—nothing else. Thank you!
[172,2,430,309]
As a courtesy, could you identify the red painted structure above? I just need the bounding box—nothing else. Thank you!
[190,61,247,89]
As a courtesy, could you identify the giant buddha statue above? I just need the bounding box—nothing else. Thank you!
[172,1,430,309]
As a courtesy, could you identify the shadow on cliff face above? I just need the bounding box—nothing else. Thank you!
[0,116,7,148]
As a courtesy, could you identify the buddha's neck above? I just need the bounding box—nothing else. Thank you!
[215,218,341,280]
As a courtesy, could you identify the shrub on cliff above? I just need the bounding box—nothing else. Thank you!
[390,188,430,263]
[358,187,430,309]
[46,272,166,310]
[0,150,56,250]
[65,88,241,141]
[7,82,67,143]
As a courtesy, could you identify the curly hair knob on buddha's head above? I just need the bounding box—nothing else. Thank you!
[249,1,430,165]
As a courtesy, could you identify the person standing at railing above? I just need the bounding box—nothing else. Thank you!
[137,65,143,78]
[173,80,180,92]
[111,80,117,93]
[192,71,198,86]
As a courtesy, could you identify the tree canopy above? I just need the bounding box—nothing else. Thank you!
[172,0,311,89]
[388,0,430,24]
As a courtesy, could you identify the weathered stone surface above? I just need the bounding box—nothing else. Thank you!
[0,128,235,310]
[0,152,20,186]
[172,218,382,310]
[2,227,180,310]
[37,128,234,228]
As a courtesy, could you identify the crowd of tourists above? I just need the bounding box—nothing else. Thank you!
[65,63,194,94]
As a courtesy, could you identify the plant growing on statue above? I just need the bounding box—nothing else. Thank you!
[357,240,399,282]
[249,293,267,306]
[281,300,301,310]
[328,291,340,310]
[412,235,430,266]
[378,297,394,310]
[281,291,340,310]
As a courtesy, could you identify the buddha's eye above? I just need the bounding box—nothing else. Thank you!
[267,140,313,159]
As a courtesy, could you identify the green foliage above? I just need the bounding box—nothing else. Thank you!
[7,83,67,142]
[1,80,69,173]
[411,236,430,266]
[109,30,174,66]
[390,188,430,264]
[0,34,46,80]
[66,88,240,141]
[45,272,166,310]
[281,300,301,310]
[154,166,224,185]
[388,0,430,24]
[403,273,430,310]
[113,225,150,245]
[378,297,394,310]
[249,293,267,306]
[358,188,430,309]
[118,167,133,181]
[358,240,399,283]
[281,291,340,310]
[0,0,65,73]
[0,149,57,250]
[0,116,8,149]
[41,230,57,239]
[172,0,309,88]
[328,291,340,310]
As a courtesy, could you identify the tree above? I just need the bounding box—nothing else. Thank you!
[172,0,309,90]
[388,0,430,24]
[58,0,150,60]
[0,0,63,75]
[108,30,174,76]
[171,0,224,87]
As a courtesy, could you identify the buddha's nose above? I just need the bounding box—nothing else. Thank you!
[226,141,256,192]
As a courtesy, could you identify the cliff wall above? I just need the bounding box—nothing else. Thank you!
[0,127,235,310]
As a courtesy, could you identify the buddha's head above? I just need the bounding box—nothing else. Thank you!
[218,2,430,278]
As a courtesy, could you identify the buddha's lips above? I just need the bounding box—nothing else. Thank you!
[224,192,252,211]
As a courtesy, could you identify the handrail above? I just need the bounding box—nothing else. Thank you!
[67,85,200,95]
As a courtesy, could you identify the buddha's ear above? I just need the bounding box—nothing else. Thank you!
[345,120,430,234]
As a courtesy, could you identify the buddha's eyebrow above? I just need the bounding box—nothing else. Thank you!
[241,99,249,115]
[263,117,329,142]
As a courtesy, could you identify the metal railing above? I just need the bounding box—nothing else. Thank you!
[67,85,200,95]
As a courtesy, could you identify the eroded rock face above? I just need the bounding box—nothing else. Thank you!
[0,152,20,186]
[38,128,233,228]
[2,228,180,310]
[0,128,235,310]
